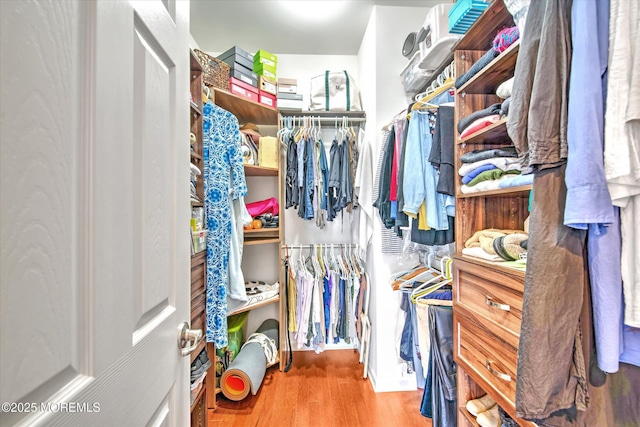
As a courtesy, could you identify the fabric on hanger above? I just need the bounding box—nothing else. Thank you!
[202,101,248,347]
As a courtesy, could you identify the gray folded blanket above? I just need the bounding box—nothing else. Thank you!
[460,146,519,163]
[455,48,499,89]
[501,97,512,117]
[457,103,502,133]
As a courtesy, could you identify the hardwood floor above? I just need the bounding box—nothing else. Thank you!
[209,350,432,427]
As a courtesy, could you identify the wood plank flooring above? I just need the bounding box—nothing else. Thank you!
[209,350,432,427]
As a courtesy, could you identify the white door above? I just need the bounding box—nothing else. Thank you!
[0,1,192,426]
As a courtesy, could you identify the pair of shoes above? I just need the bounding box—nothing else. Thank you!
[466,394,499,427]
[190,349,211,382]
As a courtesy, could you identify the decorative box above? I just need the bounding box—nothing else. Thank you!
[277,77,297,94]
[259,75,277,95]
[217,46,254,71]
[254,62,277,80]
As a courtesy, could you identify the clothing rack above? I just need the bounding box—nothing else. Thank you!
[282,243,358,249]
[279,115,367,123]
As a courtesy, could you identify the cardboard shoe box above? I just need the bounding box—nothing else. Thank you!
[253,49,278,68]
[254,62,277,80]
[277,98,304,111]
[230,62,258,87]
[258,90,277,109]
[276,92,303,101]
[229,77,259,103]
[217,46,254,71]
[277,77,297,94]
[259,75,277,95]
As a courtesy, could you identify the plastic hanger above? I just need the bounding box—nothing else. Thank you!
[410,256,452,303]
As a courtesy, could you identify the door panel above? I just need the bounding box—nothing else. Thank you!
[0,0,190,425]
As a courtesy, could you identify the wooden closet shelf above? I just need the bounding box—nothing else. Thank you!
[190,151,202,161]
[190,49,203,71]
[228,294,280,316]
[457,184,532,199]
[190,385,206,413]
[212,88,278,125]
[458,117,509,145]
[454,0,516,51]
[457,40,520,95]
[459,408,481,427]
[244,237,281,246]
[454,254,526,279]
[244,228,279,235]
[245,164,279,176]
[190,102,202,116]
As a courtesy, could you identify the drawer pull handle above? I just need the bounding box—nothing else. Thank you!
[486,359,512,382]
[485,296,510,312]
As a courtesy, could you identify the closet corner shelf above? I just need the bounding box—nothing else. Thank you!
[190,101,202,116]
[453,0,515,51]
[457,40,520,95]
[459,407,481,427]
[212,88,278,125]
[191,200,204,207]
[454,254,526,279]
[457,184,532,199]
[244,164,279,176]
[190,49,203,71]
[190,385,206,413]
[228,294,280,317]
[190,151,202,161]
[458,117,509,145]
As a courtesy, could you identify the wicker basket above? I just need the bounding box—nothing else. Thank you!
[194,49,230,91]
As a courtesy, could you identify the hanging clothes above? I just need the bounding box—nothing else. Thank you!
[202,101,247,347]
[287,246,366,352]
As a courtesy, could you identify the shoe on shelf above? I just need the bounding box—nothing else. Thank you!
[199,350,212,371]
[466,394,497,416]
[477,405,500,427]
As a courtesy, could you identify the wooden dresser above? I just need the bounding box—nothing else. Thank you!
[452,2,536,426]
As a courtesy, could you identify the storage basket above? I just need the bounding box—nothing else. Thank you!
[194,49,230,90]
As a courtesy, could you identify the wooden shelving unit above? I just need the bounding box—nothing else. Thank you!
[212,88,278,125]
[458,117,509,145]
[245,164,279,176]
[457,184,532,199]
[457,40,520,95]
[452,3,535,427]
[228,295,281,317]
[205,77,284,420]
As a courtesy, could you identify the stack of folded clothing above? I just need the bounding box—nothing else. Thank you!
[458,147,533,193]
[457,97,513,139]
[455,26,520,89]
[462,228,528,262]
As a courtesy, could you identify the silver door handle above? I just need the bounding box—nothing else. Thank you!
[486,359,512,382]
[485,296,510,312]
[178,322,203,356]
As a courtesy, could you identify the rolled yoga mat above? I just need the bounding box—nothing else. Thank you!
[220,319,279,401]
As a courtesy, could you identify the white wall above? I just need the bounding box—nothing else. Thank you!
[358,5,431,393]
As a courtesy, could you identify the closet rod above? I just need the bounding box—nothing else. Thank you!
[282,243,358,249]
[280,116,367,123]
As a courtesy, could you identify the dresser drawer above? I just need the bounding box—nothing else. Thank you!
[454,257,524,337]
[454,310,519,406]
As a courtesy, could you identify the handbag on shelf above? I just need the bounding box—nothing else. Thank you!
[309,70,362,112]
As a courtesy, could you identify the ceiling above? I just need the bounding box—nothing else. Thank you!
[190,0,443,55]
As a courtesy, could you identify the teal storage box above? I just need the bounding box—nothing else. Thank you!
[448,0,490,35]
[253,49,277,68]
[254,62,277,80]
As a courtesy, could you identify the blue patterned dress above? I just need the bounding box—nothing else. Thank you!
[202,102,247,346]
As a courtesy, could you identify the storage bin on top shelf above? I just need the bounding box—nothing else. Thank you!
[449,0,491,35]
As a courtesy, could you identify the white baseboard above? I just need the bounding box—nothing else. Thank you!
[368,370,418,393]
